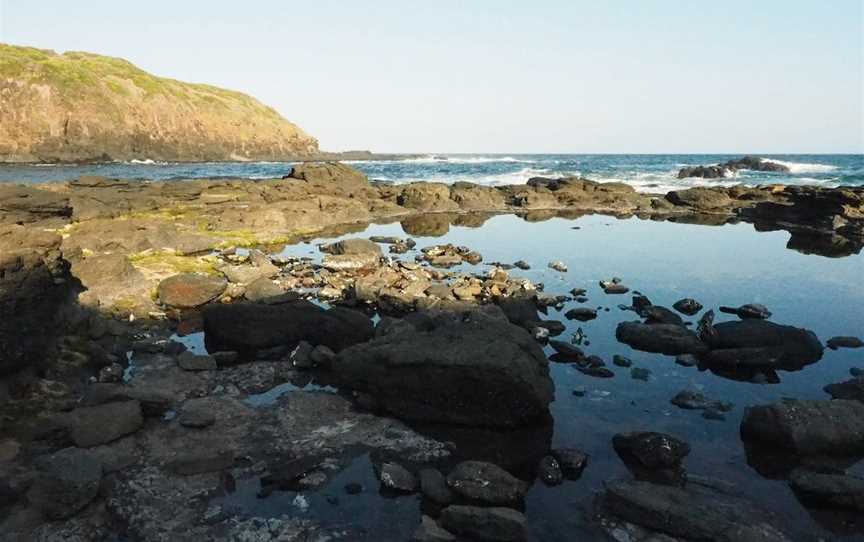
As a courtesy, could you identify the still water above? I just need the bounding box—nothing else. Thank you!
[213,213,863,541]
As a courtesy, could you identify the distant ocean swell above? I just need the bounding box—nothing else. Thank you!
[0,154,860,192]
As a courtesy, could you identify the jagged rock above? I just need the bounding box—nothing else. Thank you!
[615,321,707,355]
[741,400,864,455]
[203,300,374,355]
[440,505,527,542]
[446,461,528,505]
[26,448,103,520]
[157,273,227,309]
[333,309,553,427]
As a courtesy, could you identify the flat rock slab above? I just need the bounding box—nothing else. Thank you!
[64,400,143,448]
[602,479,792,542]
[741,400,864,455]
[157,273,227,309]
[26,447,103,520]
[440,505,527,542]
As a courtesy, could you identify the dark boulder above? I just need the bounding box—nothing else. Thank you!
[741,400,864,455]
[419,468,453,505]
[824,376,864,402]
[706,319,823,370]
[612,431,690,470]
[827,336,864,350]
[672,298,703,316]
[551,448,588,480]
[642,306,684,326]
[615,321,707,355]
[333,309,553,427]
[719,303,772,320]
[203,300,374,355]
[446,461,529,505]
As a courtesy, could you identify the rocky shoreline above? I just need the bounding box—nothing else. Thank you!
[1,163,863,541]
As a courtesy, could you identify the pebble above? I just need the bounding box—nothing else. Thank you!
[612,355,632,368]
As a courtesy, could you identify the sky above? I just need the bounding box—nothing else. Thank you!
[1,1,862,153]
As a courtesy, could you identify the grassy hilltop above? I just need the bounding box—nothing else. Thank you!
[0,44,318,162]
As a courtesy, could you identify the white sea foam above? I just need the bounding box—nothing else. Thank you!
[373,166,580,186]
[762,159,839,174]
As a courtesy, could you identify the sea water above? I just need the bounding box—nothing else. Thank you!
[213,213,864,541]
[1,154,861,192]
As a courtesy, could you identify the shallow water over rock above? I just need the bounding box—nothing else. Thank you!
[204,213,864,540]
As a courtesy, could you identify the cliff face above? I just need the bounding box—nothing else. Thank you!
[0,44,319,163]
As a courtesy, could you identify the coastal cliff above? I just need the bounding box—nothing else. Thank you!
[0,44,319,163]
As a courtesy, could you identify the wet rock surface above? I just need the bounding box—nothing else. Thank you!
[333,308,554,427]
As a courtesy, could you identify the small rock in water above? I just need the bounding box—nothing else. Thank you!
[584,355,605,368]
[572,387,587,397]
[823,376,864,401]
[719,303,772,320]
[513,260,531,270]
[344,482,363,495]
[612,431,690,470]
[673,298,703,316]
[612,355,632,367]
[548,340,584,362]
[548,261,568,273]
[631,367,652,381]
[643,306,684,326]
[602,283,629,294]
[565,308,597,321]
[851,367,864,377]
[537,456,563,486]
[570,288,587,297]
[827,336,864,350]
[446,461,528,505]
[379,462,417,493]
[670,390,733,412]
[551,448,588,479]
[578,366,614,378]
[702,408,726,421]
[675,354,699,367]
[532,326,550,342]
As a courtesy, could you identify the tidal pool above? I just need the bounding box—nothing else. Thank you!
[222,213,863,541]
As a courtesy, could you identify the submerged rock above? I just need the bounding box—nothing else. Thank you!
[741,400,864,455]
[333,309,554,427]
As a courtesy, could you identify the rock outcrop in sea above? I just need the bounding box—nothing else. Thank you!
[0,44,318,162]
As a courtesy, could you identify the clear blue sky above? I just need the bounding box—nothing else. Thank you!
[1,1,862,153]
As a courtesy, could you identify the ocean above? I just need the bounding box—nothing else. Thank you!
[1,154,861,192]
